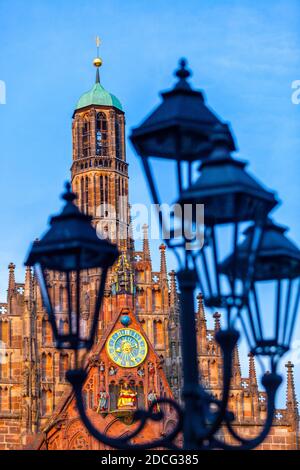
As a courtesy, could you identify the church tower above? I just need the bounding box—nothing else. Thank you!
[71,41,129,251]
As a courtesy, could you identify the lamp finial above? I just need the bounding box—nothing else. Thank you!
[175,58,191,81]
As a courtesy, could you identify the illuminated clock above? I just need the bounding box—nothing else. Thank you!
[106,328,148,368]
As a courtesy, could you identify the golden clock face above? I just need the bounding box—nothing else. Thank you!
[106,328,148,368]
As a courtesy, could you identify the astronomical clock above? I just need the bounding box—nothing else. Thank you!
[106,327,148,368]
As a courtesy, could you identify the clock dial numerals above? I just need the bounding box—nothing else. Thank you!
[106,328,148,368]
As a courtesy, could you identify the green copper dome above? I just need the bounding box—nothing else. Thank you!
[75,82,123,111]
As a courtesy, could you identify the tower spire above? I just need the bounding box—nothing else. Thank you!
[213,312,221,332]
[142,224,151,261]
[128,206,135,253]
[196,293,207,353]
[7,262,16,299]
[93,36,102,83]
[72,39,126,250]
[248,352,257,387]
[159,243,167,278]
[169,270,178,308]
[285,361,298,416]
[196,293,206,324]
[24,266,32,306]
[232,345,241,384]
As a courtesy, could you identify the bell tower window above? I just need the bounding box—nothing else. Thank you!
[85,177,89,213]
[80,177,84,212]
[82,117,90,158]
[115,117,122,159]
[96,112,108,156]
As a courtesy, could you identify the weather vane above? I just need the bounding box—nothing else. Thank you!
[96,36,101,55]
[93,36,102,69]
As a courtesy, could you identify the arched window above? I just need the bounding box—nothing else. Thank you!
[104,175,109,207]
[137,382,144,409]
[88,389,94,409]
[8,387,11,411]
[42,319,46,345]
[59,285,64,312]
[0,321,9,346]
[58,317,68,336]
[2,353,8,379]
[115,177,119,217]
[96,112,108,156]
[153,320,164,347]
[59,353,69,382]
[85,177,89,213]
[109,382,118,411]
[58,318,64,335]
[42,318,52,345]
[115,117,122,159]
[0,387,9,412]
[41,389,52,416]
[80,318,88,339]
[80,177,84,212]
[41,390,46,415]
[99,175,104,214]
[76,118,81,160]
[82,117,90,158]
[71,283,75,305]
[41,353,47,381]
[75,180,79,201]
[41,353,52,382]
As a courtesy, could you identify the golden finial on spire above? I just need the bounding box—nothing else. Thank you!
[93,36,103,68]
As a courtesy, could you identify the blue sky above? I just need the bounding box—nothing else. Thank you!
[0,0,300,404]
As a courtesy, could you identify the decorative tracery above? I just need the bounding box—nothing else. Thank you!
[69,432,89,450]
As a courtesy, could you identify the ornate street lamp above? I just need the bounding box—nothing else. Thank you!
[25,183,119,354]
[130,58,235,255]
[222,218,300,368]
[178,125,278,319]
[130,58,235,159]
[130,60,284,450]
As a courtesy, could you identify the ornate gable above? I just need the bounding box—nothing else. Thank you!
[33,308,176,450]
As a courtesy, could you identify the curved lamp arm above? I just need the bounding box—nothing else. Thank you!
[66,361,281,450]
[66,369,184,450]
[210,371,282,450]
